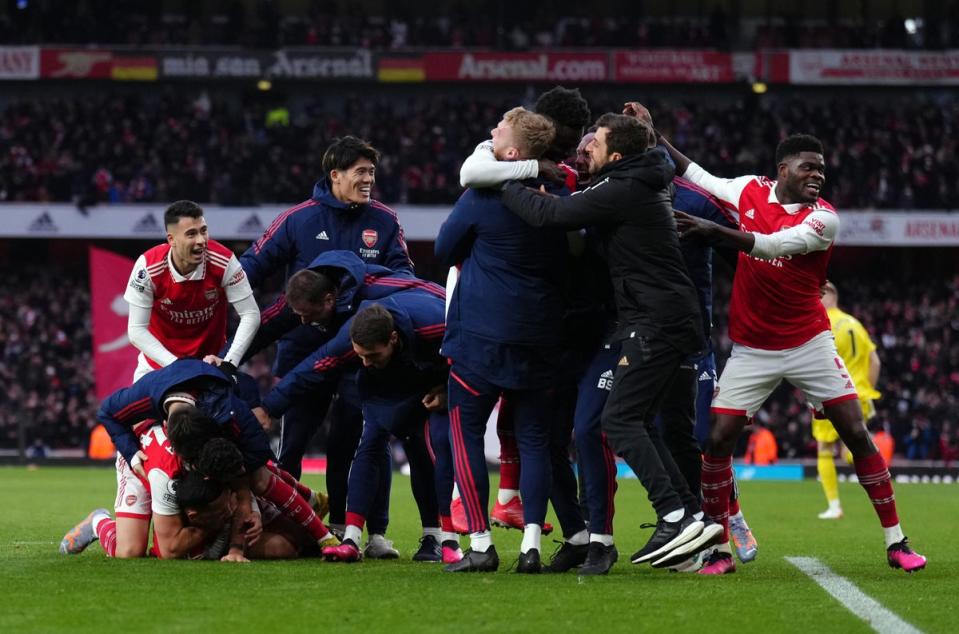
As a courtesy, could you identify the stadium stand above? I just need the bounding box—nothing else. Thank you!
[2,91,959,209]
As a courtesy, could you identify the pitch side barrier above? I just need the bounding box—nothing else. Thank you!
[2,204,959,246]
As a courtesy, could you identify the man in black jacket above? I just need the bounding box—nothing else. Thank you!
[500,113,721,569]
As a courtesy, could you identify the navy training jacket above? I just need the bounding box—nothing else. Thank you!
[435,179,569,389]
[261,290,446,417]
[97,359,273,471]
[240,179,413,289]
[672,176,739,339]
[239,250,444,372]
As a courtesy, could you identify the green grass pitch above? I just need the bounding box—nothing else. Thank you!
[1,466,955,633]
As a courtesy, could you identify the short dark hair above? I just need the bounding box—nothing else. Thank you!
[594,113,650,158]
[322,136,380,173]
[164,200,204,228]
[195,437,245,481]
[535,86,591,161]
[285,269,336,306]
[167,405,221,467]
[349,304,394,348]
[173,471,225,511]
[775,134,824,164]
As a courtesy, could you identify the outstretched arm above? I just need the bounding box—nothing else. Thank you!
[675,209,838,259]
[501,180,621,229]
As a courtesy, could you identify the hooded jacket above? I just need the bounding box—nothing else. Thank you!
[97,359,273,471]
[261,290,447,417]
[501,150,703,355]
[239,250,443,372]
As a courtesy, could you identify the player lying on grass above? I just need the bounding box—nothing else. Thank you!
[174,446,322,560]
[60,425,328,561]
[85,359,338,557]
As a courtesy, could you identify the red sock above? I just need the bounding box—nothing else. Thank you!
[263,473,330,541]
[268,462,314,502]
[440,515,454,533]
[96,518,117,557]
[497,398,520,490]
[729,496,741,516]
[854,452,900,528]
[702,454,734,541]
[345,511,366,530]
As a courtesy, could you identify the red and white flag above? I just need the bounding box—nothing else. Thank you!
[89,246,137,400]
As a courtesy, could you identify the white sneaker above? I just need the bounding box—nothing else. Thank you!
[364,534,400,559]
[817,507,844,520]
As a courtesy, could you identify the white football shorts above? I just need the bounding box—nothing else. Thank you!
[711,330,859,419]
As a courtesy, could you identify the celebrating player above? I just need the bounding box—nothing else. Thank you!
[662,131,926,575]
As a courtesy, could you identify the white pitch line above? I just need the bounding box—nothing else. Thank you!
[786,556,922,634]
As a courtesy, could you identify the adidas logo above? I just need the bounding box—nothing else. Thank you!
[161,298,173,305]
[132,213,161,233]
[699,371,712,381]
[600,370,613,379]
[316,231,330,240]
[237,214,264,234]
[28,212,58,233]
[745,209,755,219]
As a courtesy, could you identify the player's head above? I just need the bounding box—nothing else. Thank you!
[775,134,825,205]
[195,437,246,481]
[491,107,555,161]
[534,86,591,162]
[322,136,380,205]
[586,113,651,174]
[575,128,597,185]
[164,200,208,272]
[349,303,399,370]
[285,268,337,326]
[820,280,838,309]
[173,471,235,531]
[167,404,222,468]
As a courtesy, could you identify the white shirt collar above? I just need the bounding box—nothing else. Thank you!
[767,181,808,215]
[167,249,206,282]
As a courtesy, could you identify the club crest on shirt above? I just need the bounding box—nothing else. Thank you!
[125,494,137,506]
[204,289,218,301]
[362,229,378,248]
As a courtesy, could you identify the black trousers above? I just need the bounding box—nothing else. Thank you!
[657,362,703,505]
[600,334,697,519]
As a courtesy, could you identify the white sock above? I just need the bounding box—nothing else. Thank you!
[663,508,685,523]
[566,529,588,546]
[470,530,492,552]
[716,541,732,555]
[343,524,363,546]
[693,511,704,521]
[589,533,614,546]
[441,531,460,545]
[883,524,905,548]
[452,484,461,500]
[520,523,541,554]
[91,512,111,536]
[497,488,519,505]
[423,527,441,540]
[829,499,842,512]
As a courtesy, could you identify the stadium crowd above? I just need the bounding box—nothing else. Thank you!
[1,2,956,51]
[2,262,957,464]
[0,266,98,452]
[2,91,959,210]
